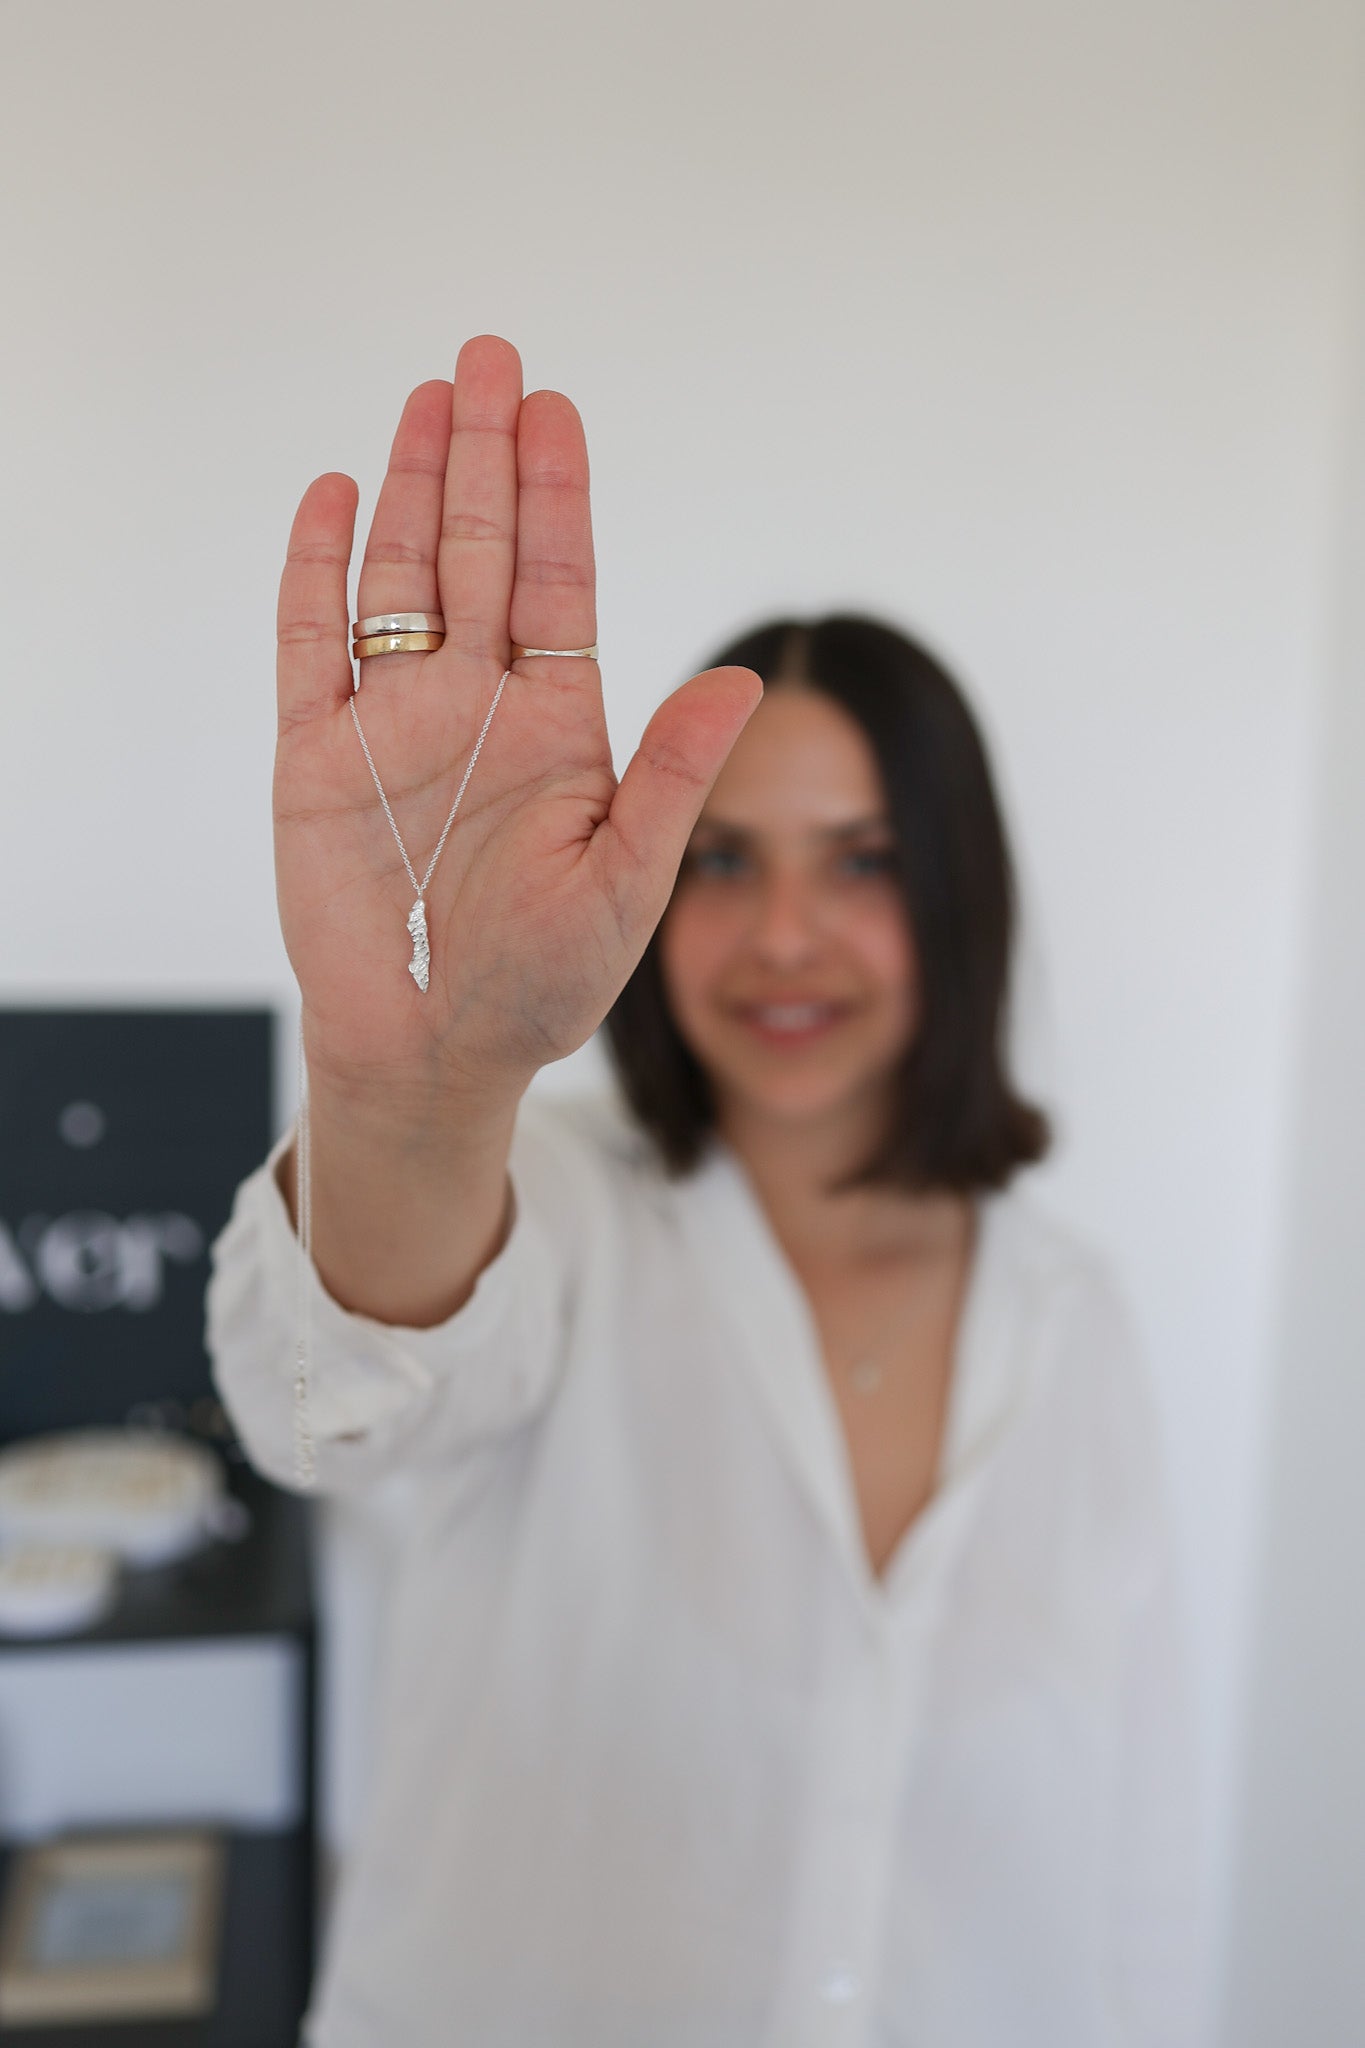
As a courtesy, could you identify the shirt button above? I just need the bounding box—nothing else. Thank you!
[820,1965,862,2005]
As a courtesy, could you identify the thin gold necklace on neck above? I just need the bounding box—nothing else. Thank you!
[838,1283,919,1397]
[836,1217,970,1396]
[844,1329,900,1397]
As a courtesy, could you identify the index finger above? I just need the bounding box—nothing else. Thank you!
[276,471,359,730]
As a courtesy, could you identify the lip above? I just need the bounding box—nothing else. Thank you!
[728,999,853,1050]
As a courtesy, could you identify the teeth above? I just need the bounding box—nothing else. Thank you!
[751,1004,831,1029]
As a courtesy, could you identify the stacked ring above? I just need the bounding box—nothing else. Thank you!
[352,612,446,661]
[354,612,445,636]
[354,631,445,658]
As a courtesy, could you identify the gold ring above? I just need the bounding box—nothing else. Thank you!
[353,631,445,659]
[511,644,599,661]
[353,612,445,638]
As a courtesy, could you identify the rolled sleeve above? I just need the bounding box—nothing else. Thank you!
[206,1098,576,1496]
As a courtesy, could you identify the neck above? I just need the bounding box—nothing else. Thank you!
[714,1084,969,1272]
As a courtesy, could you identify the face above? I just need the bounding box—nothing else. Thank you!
[659,683,920,1130]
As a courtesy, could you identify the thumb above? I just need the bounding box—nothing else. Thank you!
[594,665,763,933]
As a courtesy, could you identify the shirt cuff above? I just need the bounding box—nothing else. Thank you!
[245,1120,559,1446]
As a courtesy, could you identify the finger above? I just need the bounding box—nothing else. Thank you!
[354,380,450,667]
[277,472,359,729]
[436,335,522,662]
[509,389,599,704]
[596,667,764,927]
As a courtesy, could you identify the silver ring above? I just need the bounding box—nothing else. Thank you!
[353,612,446,637]
[511,643,598,661]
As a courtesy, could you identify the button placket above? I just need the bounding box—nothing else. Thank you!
[764,1623,912,2045]
[819,1962,863,2007]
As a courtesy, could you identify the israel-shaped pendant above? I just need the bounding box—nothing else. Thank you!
[406,897,430,992]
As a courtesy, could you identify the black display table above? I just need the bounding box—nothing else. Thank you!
[0,1464,317,2047]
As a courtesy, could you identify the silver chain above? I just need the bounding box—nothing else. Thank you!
[294,1019,315,1485]
[349,667,511,901]
[291,666,512,1487]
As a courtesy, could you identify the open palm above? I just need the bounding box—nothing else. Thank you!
[274,336,761,1100]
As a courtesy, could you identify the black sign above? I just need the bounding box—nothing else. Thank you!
[0,1009,274,1442]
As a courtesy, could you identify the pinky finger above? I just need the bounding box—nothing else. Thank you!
[277,472,359,730]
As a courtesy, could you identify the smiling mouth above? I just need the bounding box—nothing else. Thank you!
[731,1001,851,1044]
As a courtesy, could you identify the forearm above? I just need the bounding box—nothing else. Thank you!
[280,1065,525,1329]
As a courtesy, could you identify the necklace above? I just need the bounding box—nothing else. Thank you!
[836,1210,975,1397]
[834,1255,946,1397]
[291,668,511,1487]
[348,668,511,992]
[843,1300,905,1396]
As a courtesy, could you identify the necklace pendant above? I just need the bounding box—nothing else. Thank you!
[850,1357,883,1397]
[406,897,430,993]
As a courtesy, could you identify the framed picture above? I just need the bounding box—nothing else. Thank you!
[0,1830,223,2024]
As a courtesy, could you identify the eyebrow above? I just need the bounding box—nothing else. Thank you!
[691,814,894,841]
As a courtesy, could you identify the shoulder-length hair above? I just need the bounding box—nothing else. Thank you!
[603,613,1050,1192]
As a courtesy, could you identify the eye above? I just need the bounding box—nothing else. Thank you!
[687,844,749,879]
[838,846,898,879]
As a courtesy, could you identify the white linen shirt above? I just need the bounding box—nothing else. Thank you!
[206,1086,1204,2048]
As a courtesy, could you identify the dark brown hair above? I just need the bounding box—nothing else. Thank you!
[603,613,1050,1191]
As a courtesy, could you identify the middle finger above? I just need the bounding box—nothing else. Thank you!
[436,334,523,663]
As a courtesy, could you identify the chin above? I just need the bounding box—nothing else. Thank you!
[712,1053,898,1130]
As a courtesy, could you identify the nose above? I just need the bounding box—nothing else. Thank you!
[747,869,824,968]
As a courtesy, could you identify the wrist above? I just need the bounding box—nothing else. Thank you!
[302,1071,523,1177]
[299,1032,530,1150]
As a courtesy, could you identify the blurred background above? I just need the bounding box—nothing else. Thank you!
[2,0,1363,2038]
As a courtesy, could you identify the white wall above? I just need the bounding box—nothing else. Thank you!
[4,0,1364,2027]
[1220,286,1365,2038]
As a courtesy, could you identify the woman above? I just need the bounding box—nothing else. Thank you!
[207,336,1203,2046]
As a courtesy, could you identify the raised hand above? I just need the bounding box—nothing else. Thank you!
[273,336,761,1110]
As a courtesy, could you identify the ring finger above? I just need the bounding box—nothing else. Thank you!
[509,388,600,717]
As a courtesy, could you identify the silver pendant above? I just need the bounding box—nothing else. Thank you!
[406,897,430,992]
[850,1357,883,1396]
